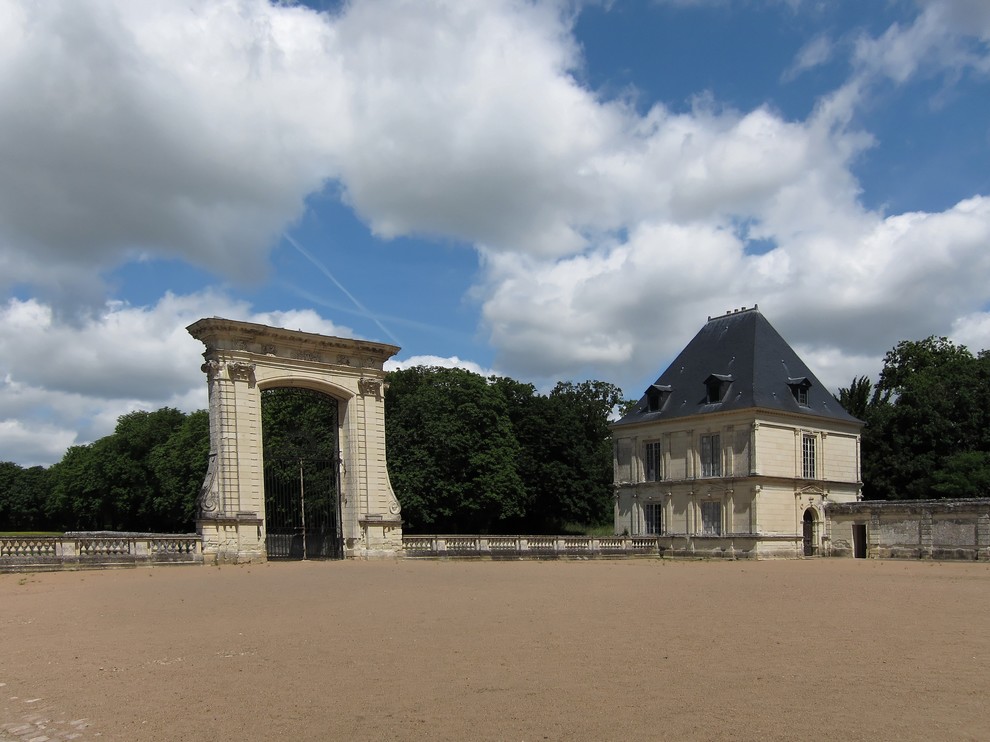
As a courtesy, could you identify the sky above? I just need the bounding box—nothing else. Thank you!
[1,0,990,467]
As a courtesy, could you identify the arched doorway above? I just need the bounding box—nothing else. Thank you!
[261,387,343,560]
[802,508,818,556]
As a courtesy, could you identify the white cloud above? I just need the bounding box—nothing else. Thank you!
[385,355,498,378]
[0,419,77,469]
[783,34,835,81]
[0,0,342,303]
[950,311,990,353]
[0,291,355,466]
[1,0,990,465]
[854,0,990,84]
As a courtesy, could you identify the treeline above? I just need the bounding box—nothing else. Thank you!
[386,368,623,533]
[1,368,622,534]
[0,409,208,533]
[4,336,988,535]
[838,337,990,500]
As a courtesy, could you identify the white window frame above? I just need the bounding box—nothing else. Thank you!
[700,433,722,477]
[802,433,817,479]
[644,440,662,482]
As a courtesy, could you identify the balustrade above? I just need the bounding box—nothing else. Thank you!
[1,534,202,572]
[0,537,59,558]
[400,535,660,558]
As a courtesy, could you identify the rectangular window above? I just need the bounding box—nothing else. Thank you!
[644,441,662,481]
[700,433,722,477]
[644,502,662,535]
[700,501,722,536]
[802,434,817,479]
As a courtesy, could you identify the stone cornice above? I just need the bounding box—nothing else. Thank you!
[187,317,401,367]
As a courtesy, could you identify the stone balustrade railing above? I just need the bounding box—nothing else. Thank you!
[402,535,661,558]
[0,532,203,572]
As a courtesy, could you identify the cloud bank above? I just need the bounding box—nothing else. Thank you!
[1,0,989,465]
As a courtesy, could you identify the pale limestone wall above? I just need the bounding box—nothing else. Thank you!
[668,431,689,480]
[752,416,861,482]
[753,424,796,478]
[827,499,990,559]
[730,425,751,477]
[188,318,402,562]
[823,432,859,482]
[612,408,862,559]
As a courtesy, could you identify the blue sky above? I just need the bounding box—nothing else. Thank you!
[1,0,989,466]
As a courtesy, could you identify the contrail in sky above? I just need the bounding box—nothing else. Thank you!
[282,232,401,346]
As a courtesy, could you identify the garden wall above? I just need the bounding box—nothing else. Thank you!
[826,498,990,560]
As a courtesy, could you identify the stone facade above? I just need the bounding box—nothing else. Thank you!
[187,318,402,562]
[827,498,990,560]
[614,409,862,558]
[612,307,863,559]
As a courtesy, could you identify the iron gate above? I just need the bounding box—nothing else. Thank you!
[264,456,343,560]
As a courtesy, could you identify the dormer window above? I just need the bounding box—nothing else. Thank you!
[788,377,811,406]
[645,384,672,413]
[704,374,733,404]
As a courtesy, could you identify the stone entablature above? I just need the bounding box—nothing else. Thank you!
[187,318,402,562]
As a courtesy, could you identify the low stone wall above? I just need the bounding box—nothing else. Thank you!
[826,498,990,560]
[0,532,203,572]
[402,535,661,559]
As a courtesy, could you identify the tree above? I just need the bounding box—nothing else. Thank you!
[147,410,211,531]
[0,462,51,531]
[386,367,527,533]
[47,443,107,530]
[853,338,990,500]
[529,380,623,530]
[836,375,890,421]
[931,452,990,498]
[386,368,623,534]
[47,408,207,531]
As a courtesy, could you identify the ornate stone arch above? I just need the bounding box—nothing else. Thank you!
[188,318,402,561]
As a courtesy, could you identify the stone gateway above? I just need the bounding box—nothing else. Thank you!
[187,318,402,562]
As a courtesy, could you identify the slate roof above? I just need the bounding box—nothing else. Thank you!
[613,306,861,427]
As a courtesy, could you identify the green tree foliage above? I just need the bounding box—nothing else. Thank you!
[931,451,990,498]
[41,408,209,532]
[529,381,623,530]
[260,387,341,536]
[386,367,527,533]
[840,337,990,500]
[6,368,623,535]
[0,462,51,530]
[386,367,622,533]
[147,410,210,529]
[836,375,890,420]
[260,387,339,462]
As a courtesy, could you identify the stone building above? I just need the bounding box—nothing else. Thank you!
[612,306,863,558]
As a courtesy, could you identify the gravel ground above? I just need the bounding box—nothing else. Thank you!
[2,558,988,741]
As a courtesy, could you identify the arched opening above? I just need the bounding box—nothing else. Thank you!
[802,508,818,556]
[261,387,343,560]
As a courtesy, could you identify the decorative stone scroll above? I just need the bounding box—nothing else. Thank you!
[187,317,403,562]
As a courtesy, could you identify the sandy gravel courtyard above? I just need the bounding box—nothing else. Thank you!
[2,558,988,741]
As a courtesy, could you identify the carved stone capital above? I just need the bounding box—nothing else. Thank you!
[226,361,256,381]
[358,378,383,398]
